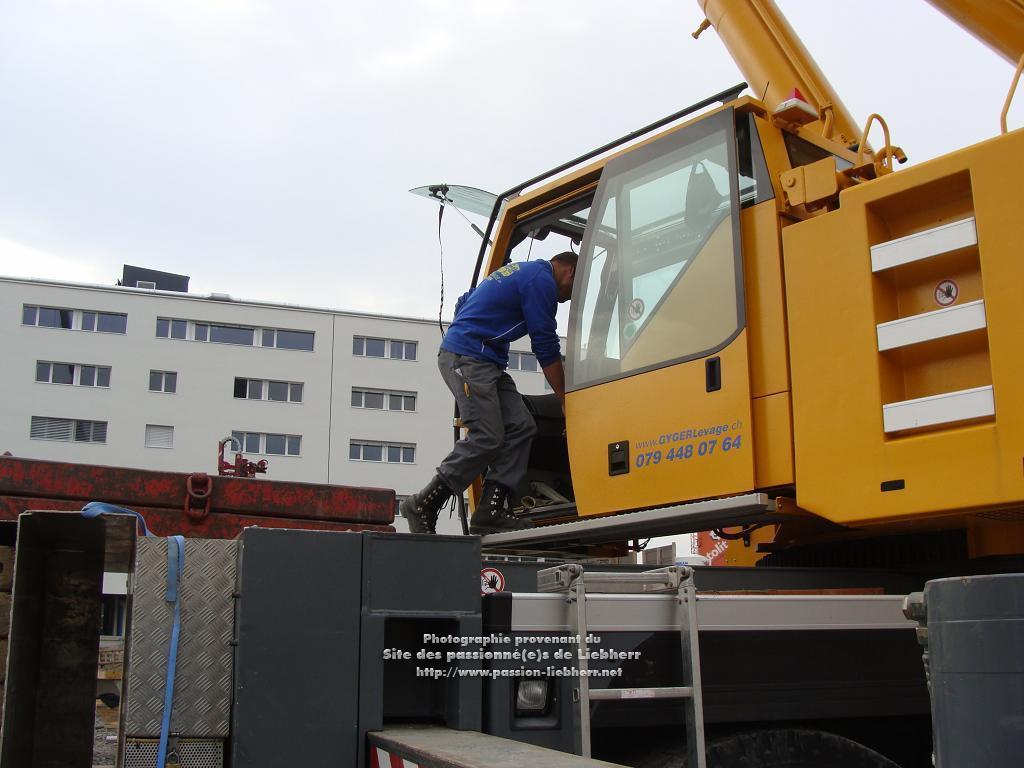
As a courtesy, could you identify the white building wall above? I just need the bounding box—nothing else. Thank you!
[0,276,556,534]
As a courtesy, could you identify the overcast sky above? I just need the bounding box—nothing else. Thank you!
[1,0,1019,321]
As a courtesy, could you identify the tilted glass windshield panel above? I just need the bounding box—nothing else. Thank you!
[568,108,742,389]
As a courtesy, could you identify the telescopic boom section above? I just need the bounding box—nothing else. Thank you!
[696,0,862,146]
[923,0,1024,65]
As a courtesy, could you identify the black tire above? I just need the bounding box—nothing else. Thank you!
[708,729,900,768]
[633,728,901,768]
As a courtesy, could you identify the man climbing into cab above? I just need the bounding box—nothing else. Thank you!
[401,251,577,535]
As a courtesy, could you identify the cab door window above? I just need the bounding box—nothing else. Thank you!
[568,108,744,389]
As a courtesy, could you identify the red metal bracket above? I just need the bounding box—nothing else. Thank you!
[185,473,213,522]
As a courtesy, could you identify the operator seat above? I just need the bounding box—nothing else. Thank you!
[684,160,724,234]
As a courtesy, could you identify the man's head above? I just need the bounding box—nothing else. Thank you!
[550,251,577,303]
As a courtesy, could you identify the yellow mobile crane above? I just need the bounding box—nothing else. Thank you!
[444,0,1024,567]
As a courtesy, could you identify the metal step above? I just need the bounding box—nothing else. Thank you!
[483,493,775,550]
[369,724,626,768]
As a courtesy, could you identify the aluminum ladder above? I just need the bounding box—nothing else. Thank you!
[538,564,707,767]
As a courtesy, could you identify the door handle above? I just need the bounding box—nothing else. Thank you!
[706,357,722,393]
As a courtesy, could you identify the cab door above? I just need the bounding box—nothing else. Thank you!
[565,107,755,517]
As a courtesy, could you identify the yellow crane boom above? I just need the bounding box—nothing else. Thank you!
[924,0,1024,64]
[695,0,862,146]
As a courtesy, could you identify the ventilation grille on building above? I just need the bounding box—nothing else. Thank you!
[124,739,223,768]
[145,424,174,449]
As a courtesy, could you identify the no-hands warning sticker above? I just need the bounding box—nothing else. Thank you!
[935,279,959,307]
[480,567,506,594]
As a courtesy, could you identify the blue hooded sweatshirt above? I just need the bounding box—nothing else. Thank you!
[441,260,561,368]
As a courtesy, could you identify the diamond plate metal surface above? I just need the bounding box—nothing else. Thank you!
[123,538,237,737]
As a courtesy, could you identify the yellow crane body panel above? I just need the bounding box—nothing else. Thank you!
[782,127,1024,528]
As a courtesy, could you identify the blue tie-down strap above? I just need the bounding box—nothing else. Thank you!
[158,535,186,768]
[81,501,153,537]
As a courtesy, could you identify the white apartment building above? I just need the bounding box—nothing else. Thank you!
[0,274,556,534]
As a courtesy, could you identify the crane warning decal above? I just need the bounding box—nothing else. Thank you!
[627,298,645,321]
[480,567,506,594]
[935,279,958,306]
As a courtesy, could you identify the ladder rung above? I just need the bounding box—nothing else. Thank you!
[882,385,994,433]
[589,686,693,701]
[870,217,977,272]
[538,564,689,593]
[876,299,986,352]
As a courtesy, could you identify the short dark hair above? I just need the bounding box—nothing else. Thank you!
[551,251,578,270]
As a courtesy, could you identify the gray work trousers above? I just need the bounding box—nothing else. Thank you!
[436,350,537,493]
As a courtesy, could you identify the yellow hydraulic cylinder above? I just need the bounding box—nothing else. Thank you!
[924,0,1024,65]
[697,0,861,146]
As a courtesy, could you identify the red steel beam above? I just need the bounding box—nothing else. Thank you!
[0,496,394,538]
[0,456,395,530]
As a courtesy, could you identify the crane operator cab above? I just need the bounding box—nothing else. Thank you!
[474,102,778,531]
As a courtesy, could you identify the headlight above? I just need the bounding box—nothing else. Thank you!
[515,679,549,715]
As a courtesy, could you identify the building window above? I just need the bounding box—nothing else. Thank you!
[353,336,417,360]
[136,280,157,289]
[30,416,108,443]
[389,340,417,360]
[230,430,301,456]
[264,328,315,351]
[210,324,254,346]
[349,440,415,463]
[80,366,111,387]
[353,336,383,357]
[508,351,539,372]
[37,362,72,385]
[144,424,174,449]
[231,430,261,453]
[91,312,128,333]
[157,318,313,351]
[351,388,416,412]
[233,378,303,402]
[29,306,72,329]
[36,361,111,388]
[155,318,187,339]
[23,305,126,334]
[149,371,177,393]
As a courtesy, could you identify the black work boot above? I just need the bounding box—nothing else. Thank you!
[400,475,453,534]
[469,481,533,535]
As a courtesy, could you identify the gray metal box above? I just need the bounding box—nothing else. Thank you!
[230,529,483,768]
[122,537,237,739]
[230,527,363,768]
